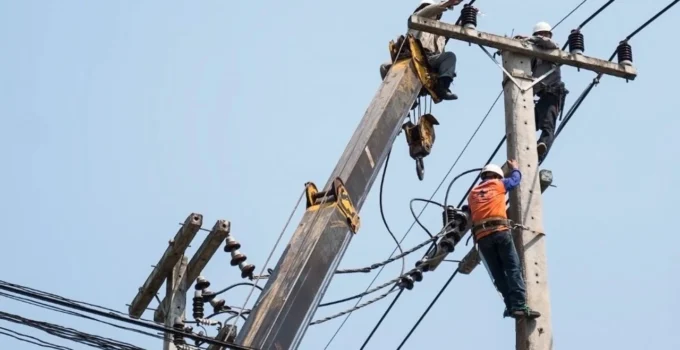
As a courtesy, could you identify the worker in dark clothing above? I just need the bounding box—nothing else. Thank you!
[467,160,541,319]
[380,0,461,101]
[517,22,569,161]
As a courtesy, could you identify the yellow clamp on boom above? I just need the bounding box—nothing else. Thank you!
[304,178,360,234]
[388,34,442,103]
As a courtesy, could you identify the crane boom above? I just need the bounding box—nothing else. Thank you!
[234,59,423,350]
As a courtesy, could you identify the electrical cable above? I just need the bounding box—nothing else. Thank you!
[0,291,167,342]
[0,326,73,350]
[355,88,503,350]
[213,282,263,297]
[561,0,615,50]
[229,187,307,329]
[335,150,406,276]
[394,4,680,346]
[0,280,259,350]
[409,198,444,238]
[358,289,404,350]
[552,0,588,31]
[327,233,441,277]
[396,269,460,350]
[0,310,146,350]
[378,151,406,276]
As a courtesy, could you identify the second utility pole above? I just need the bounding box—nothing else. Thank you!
[501,50,551,350]
[408,14,636,350]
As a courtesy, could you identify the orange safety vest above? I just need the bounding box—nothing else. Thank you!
[468,179,509,241]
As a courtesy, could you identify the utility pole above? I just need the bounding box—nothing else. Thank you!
[408,15,636,350]
[127,214,232,349]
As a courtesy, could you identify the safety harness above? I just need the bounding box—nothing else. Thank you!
[471,216,510,236]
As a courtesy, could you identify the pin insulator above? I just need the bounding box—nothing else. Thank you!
[410,270,423,282]
[617,41,633,66]
[567,29,585,55]
[192,295,204,319]
[399,276,415,290]
[230,250,247,266]
[195,276,210,290]
[460,4,478,29]
[210,298,226,313]
[172,319,186,345]
[201,289,216,302]
[224,236,241,252]
[415,259,431,272]
[239,262,255,279]
[442,206,457,229]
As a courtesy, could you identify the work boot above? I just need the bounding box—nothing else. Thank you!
[435,77,458,100]
[537,142,547,160]
[510,306,541,319]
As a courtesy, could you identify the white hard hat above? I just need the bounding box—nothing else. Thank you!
[420,0,437,5]
[481,164,504,178]
[533,21,552,34]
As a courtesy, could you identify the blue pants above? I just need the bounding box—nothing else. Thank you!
[477,230,526,310]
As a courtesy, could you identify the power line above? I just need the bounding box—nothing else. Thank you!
[0,310,146,350]
[0,326,73,350]
[552,0,588,31]
[0,280,259,350]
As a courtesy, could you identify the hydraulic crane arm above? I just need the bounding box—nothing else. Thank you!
[234,59,424,350]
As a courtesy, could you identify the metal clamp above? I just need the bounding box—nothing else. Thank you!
[305,178,361,234]
[479,44,557,93]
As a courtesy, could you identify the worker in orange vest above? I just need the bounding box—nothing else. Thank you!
[467,160,541,319]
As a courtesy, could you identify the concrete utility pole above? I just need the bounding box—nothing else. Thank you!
[127,214,232,349]
[408,15,636,350]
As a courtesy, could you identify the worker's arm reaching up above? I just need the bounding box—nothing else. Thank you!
[528,35,559,50]
[415,0,463,19]
[502,160,522,191]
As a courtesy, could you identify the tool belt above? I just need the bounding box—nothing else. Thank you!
[471,217,510,236]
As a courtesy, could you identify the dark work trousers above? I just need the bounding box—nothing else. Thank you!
[477,230,526,310]
[534,92,561,157]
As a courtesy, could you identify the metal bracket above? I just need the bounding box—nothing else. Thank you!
[479,44,556,93]
[304,178,361,233]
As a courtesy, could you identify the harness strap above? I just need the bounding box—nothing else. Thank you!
[471,216,510,235]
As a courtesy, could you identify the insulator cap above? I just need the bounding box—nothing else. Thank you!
[568,29,585,55]
[230,250,247,266]
[460,4,478,29]
[209,298,227,313]
[399,276,415,290]
[224,236,241,252]
[195,276,210,290]
[617,40,633,66]
[410,270,423,282]
[239,263,256,279]
[201,288,216,302]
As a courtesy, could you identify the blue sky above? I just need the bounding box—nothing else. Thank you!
[1,0,678,349]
